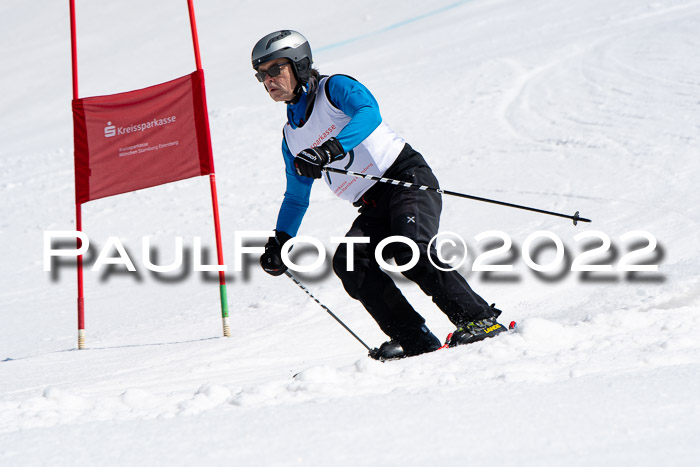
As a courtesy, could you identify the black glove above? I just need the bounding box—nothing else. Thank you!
[294,137,345,179]
[260,230,292,276]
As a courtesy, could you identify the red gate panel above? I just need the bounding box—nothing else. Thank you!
[72,70,213,204]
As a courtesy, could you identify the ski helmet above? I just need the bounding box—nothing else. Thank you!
[251,30,313,83]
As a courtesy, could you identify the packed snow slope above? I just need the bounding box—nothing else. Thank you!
[1,0,700,465]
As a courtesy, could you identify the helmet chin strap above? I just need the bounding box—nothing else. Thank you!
[285,82,304,105]
[284,65,309,105]
[285,76,319,128]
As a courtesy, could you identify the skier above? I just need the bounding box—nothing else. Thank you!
[253,30,506,360]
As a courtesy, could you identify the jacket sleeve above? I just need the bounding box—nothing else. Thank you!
[275,138,314,236]
[326,75,383,152]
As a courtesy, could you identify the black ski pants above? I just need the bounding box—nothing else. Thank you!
[332,145,493,342]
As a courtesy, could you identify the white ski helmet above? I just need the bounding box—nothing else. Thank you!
[251,30,313,83]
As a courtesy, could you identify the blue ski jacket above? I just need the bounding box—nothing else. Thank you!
[276,75,383,236]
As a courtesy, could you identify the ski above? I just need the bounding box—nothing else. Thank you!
[369,321,517,362]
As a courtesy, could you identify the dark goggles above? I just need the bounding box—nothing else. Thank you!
[255,62,288,82]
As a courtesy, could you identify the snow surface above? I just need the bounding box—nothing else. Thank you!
[2,0,700,465]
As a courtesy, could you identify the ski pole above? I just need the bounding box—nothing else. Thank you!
[284,270,372,352]
[324,167,591,226]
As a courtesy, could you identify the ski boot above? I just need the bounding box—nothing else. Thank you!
[448,304,507,347]
[369,340,405,361]
[369,325,441,361]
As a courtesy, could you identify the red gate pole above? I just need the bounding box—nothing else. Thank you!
[187,0,231,337]
[69,0,86,349]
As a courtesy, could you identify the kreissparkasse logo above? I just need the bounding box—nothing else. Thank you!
[103,116,177,138]
[104,121,116,138]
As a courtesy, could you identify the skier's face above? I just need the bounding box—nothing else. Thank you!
[258,59,297,102]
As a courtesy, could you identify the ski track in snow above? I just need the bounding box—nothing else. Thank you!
[2,306,699,433]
